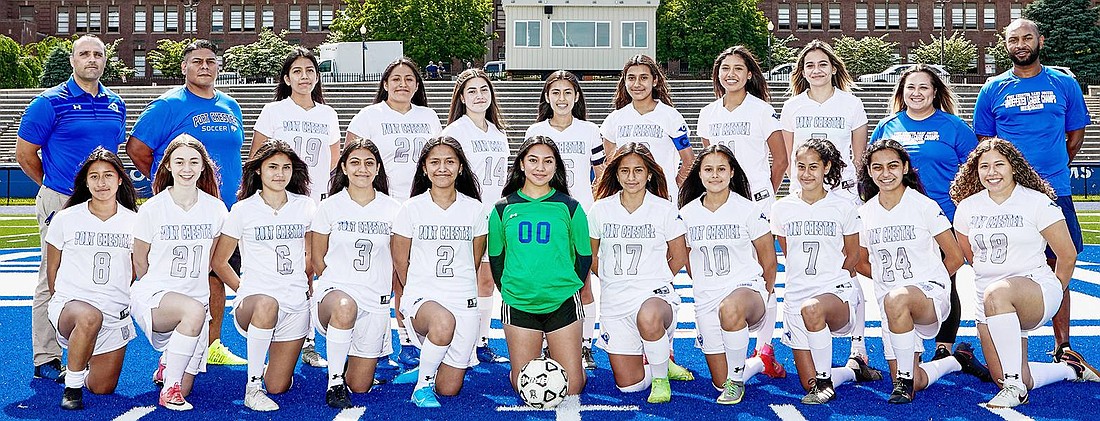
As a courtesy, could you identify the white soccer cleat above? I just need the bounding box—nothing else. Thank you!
[244,385,279,411]
[985,384,1028,409]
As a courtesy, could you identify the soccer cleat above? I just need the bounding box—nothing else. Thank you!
[716,379,745,405]
[244,385,279,411]
[396,345,421,369]
[847,355,884,382]
[888,377,914,404]
[35,358,65,383]
[582,346,597,371]
[159,382,194,411]
[325,383,353,409]
[985,384,1028,408]
[301,340,329,368]
[954,342,994,383]
[411,385,441,408]
[60,387,83,410]
[207,339,247,365]
[476,346,509,363]
[1051,342,1071,363]
[756,344,787,378]
[377,356,401,372]
[932,344,951,361]
[1060,349,1100,382]
[393,368,420,384]
[152,359,166,386]
[800,377,836,404]
[667,359,694,381]
[647,377,671,404]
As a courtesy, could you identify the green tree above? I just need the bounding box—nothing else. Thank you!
[769,35,799,68]
[986,34,1011,74]
[39,46,72,87]
[657,0,768,73]
[1024,0,1100,80]
[911,32,978,74]
[102,38,135,82]
[148,38,194,79]
[832,35,897,76]
[0,35,38,88]
[224,29,295,79]
[329,0,493,67]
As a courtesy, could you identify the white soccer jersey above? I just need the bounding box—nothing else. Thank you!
[954,186,1064,295]
[525,120,605,208]
[858,188,952,300]
[779,90,868,192]
[696,96,781,203]
[45,202,138,319]
[132,189,228,303]
[599,102,691,201]
[442,115,511,209]
[253,98,341,202]
[222,192,316,312]
[346,102,443,201]
[392,192,488,313]
[588,191,687,319]
[771,191,861,308]
[312,190,401,314]
[680,194,771,312]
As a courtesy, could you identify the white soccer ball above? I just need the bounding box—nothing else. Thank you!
[517,357,569,409]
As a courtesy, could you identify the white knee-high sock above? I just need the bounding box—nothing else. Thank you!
[831,366,857,385]
[165,331,200,387]
[1028,362,1075,389]
[397,324,412,347]
[889,330,917,380]
[807,327,833,380]
[850,297,867,358]
[643,337,670,379]
[326,327,353,387]
[744,357,765,379]
[617,367,653,392]
[721,326,750,381]
[920,357,961,386]
[415,339,449,390]
[246,325,274,386]
[477,296,492,347]
[65,367,87,389]
[582,303,598,348]
[987,312,1024,387]
[755,293,778,352]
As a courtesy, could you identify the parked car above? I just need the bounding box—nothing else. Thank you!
[858,64,951,83]
[485,60,506,80]
[766,63,795,82]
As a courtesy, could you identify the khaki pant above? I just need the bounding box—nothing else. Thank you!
[33,186,68,366]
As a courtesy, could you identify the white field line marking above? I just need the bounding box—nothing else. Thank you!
[496,404,638,412]
[770,404,809,421]
[333,407,366,421]
[983,405,1035,421]
[112,405,156,421]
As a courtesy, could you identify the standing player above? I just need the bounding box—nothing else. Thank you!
[442,68,511,364]
[489,136,591,406]
[950,138,1099,408]
[771,139,882,405]
[973,19,1091,363]
[250,47,341,369]
[347,58,442,368]
[855,140,970,404]
[45,149,139,409]
[871,65,980,364]
[589,143,689,404]
[600,55,693,202]
[677,145,777,404]
[131,136,227,411]
[391,137,487,408]
[524,70,605,369]
[211,141,315,411]
[310,139,401,408]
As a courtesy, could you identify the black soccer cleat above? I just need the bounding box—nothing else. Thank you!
[60,387,83,410]
[954,342,994,383]
[888,377,914,404]
[325,383,353,409]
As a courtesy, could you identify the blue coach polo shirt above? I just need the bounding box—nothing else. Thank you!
[17,76,127,196]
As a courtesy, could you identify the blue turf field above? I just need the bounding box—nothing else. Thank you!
[2,247,1099,420]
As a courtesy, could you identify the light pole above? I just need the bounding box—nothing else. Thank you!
[766,19,775,72]
[936,0,947,67]
[359,25,367,82]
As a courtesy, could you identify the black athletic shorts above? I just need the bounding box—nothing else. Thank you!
[502,293,583,333]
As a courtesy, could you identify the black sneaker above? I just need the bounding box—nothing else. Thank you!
[60,387,83,410]
[582,346,597,370]
[477,346,509,363]
[1052,342,1071,363]
[888,377,914,404]
[846,355,883,382]
[35,359,65,383]
[325,383,353,409]
[932,344,951,361]
[800,377,836,404]
[954,342,993,383]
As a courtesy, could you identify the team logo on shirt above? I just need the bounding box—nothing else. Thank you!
[72,104,81,110]
[1003,91,1057,112]
[467,298,477,308]
[107,103,120,113]
[380,295,391,305]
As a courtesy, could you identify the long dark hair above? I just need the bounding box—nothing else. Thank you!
[64,147,138,212]
[328,138,390,197]
[678,144,751,208]
[594,142,669,201]
[409,136,481,201]
[274,47,325,104]
[613,54,674,109]
[447,69,508,129]
[373,58,428,106]
[711,46,769,102]
[536,70,588,122]
[795,138,846,190]
[152,133,221,198]
[239,140,311,201]
[890,64,957,115]
[501,136,570,198]
[858,139,925,202]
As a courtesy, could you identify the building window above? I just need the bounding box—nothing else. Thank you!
[514,20,541,47]
[888,4,900,30]
[75,7,89,33]
[969,55,978,72]
[984,4,996,30]
[984,53,996,73]
[307,5,334,32]
[20,6,34,22]
[934,7,944,30]
[829,4,840,30]
[57,8,69,34]
[153,6,165,32]
[230,5,243,32]
[778,5,790,30]
[245,5,257,31]
[796,3,809,30]
[134,53,146,77]
[966,3,977,30]
[856,4,868,31]
[907,4,918,30]
[185,6,196,33]
[622,21,648,48]
[108,6,119,33]
[90,7,102,32]
[211,6,223,32]
[289,6,301,32]
[1011,4,1022,20]
[550,21,611,48]
[134,6,146,33]
[874,5,886,30]
[810,4,822,30]
[262,6,274,29]
[166,6,179,33]
[952,3,977,30]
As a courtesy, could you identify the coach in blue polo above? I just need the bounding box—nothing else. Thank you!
[15,34,127,381]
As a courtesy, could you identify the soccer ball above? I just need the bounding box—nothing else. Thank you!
[517,357,569,409]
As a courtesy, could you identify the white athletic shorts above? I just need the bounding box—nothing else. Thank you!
[232,299,310,342]
[130,287,211,351]
[312,287,394,359]
[781,284,859,350]
[879,279,951,360]
[596,288,680,356]
[973,270,1063,331]
[694,282,769,355]
[402,295,479,369]
[48,295,135,356]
